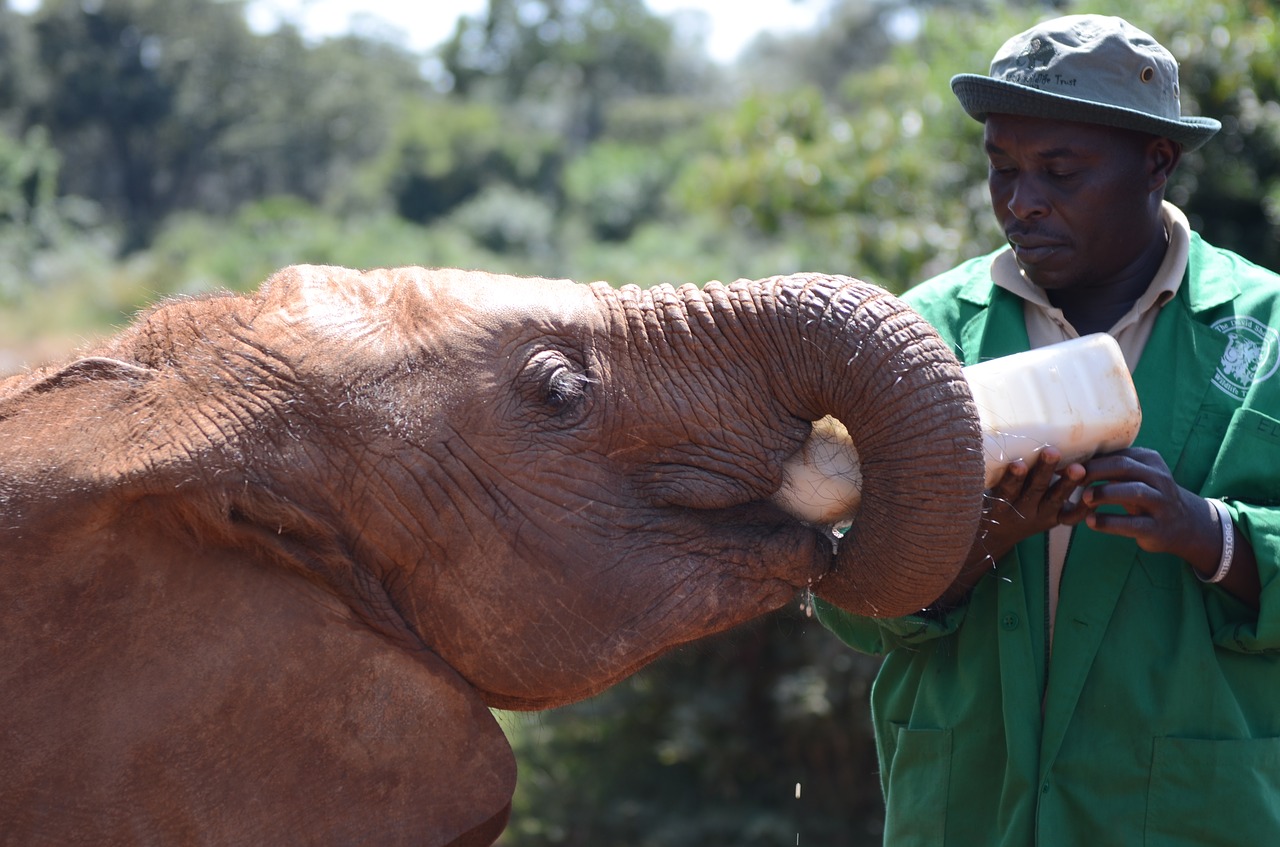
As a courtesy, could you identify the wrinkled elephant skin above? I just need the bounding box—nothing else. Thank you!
[0,265,983,845]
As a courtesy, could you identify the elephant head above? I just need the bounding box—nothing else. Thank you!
[0,266,983,845]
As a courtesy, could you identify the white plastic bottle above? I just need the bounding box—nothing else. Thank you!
[964,333,1142,488]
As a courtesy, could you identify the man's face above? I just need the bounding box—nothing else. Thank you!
[984,113,1164,291]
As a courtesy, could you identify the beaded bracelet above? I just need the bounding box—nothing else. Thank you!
[1200,498,1235,585]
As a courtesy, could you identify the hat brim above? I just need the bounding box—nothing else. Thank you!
[951,73,1220,152]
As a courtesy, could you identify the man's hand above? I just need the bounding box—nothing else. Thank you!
[976,447,1089,564]
[934,447,1086,607]
[1079,447,1208,555]
[1081,447,1260,609]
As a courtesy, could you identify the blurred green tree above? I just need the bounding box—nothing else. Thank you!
[0,125,69,292]
[368,97,560,226]
[0,1,43,121]
[562,139,676,241]
[26,0,262,251]
[1143,0,1280,269]
[440,0,680,148]
[18,0,428,252]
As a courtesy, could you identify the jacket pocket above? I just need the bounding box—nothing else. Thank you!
[1173,407,1230,492]
[1203,407,1280,501]
[1146,736,1280,845]
[883,726,951,846]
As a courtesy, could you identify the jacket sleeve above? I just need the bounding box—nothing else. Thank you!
[1204,499,1280,653]
[813,596,968,656]
[1200,401,1280,653]
[1193,245,1280,652]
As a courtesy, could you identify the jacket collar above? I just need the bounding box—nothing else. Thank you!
[957,257,1027,365]
[1181,231,1240,314]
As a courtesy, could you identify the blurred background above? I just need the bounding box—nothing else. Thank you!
[1,0,1276,842]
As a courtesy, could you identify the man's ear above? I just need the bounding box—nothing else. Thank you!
[1148,136,1182,189]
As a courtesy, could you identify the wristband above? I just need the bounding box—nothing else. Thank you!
[1200,498,1235,584]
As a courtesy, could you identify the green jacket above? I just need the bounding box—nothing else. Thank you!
[817,233,1280,846]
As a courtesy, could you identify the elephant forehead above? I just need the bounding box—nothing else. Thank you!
[261,265,597,360]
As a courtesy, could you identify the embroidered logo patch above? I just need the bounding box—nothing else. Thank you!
[1212,316,1280,399]
[1004,37,1057,88]
[1017,37,1056,71]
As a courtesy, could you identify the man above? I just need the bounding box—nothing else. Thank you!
[816,15,1280,845]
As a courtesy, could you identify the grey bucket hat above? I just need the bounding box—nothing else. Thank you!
[951,15,1220,151]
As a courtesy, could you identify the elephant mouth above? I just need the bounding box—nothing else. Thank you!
[681,498,839,597]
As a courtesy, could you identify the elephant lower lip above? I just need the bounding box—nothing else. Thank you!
[792,545,838,589]
[686,500,835,586]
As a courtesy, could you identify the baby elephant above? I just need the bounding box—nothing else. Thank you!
[0,265,983,845]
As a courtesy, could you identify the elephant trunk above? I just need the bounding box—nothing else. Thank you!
[719,273,984,617]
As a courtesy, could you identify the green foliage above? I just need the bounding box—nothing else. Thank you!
[27,0,262,250]
[679,88,839,233]
[16,0,429,252]
[1136,0,1280,268]
[733,0,895,96]
[441,0,678,145]
[552,214,811,287]
[563,140,676,241]
[450,184,558,256]
[146,196,530,294]
[674,10,1021,292]
[0,125,70,292]
[0,2,43,117]
[370,98,560,225]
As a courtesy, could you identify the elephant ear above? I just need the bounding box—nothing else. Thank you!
[0,355,152,410]
[7,355,154,393]
[0,355,162,481]
[1,535,516,845]
[0,350,255,486]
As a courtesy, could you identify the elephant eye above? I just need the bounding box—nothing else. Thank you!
[521,350,593,423]
[545,367,588,410]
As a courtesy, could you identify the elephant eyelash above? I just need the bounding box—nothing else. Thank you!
[519,350,595,424]
[545,369,593,408]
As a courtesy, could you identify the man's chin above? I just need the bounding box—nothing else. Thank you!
[1015,260,1073,291]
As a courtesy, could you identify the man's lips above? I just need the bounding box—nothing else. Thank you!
[1007,233,1064,264]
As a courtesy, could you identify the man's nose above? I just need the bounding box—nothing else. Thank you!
[1007,177,1049,220]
